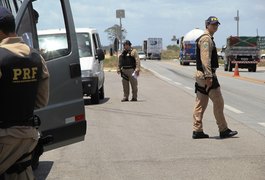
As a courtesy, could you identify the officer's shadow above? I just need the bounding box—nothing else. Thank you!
[33,161,53,180]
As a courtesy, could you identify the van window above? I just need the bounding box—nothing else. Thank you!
[77,33,92,57]
[38,34,68,60]
[33,0,70,61]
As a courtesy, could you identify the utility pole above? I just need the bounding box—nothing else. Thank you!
[116,9,125,52]
[234,10,239,36]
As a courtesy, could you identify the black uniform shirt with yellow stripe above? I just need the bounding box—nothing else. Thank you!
[0,37,49,140]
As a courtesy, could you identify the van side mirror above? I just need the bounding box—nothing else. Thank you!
[96,48,105,61]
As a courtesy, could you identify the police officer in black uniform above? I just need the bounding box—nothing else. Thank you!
[0,6,49,180]
[117,40,140,102]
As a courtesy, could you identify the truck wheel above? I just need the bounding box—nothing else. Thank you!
[252,65,257,72]
[99,85,105,100]
[91,84,100,104]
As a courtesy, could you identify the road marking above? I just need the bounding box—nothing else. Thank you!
[174,82,182,86]
[224,104,244,114]
[145,68,183,87]
[185,86,193,90]
[258,123,265,127]
[218,71,265,84]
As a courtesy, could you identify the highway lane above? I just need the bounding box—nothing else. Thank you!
[34,67,265,180]
[141,59,265,136]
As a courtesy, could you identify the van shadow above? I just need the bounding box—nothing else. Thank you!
[84,97,110,106]
[33,161,53,180]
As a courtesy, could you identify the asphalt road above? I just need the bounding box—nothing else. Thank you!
[35,60,265,180]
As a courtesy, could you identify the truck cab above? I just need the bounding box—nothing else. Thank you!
[2,0,87,151]
[38,28,105,104]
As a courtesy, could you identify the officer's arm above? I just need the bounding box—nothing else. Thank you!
[35,56,49,109]
[133,50,141,72]
[199,36,213,78]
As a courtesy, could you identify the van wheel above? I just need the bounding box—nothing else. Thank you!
[99,85,105,99]
[91,85,99,104]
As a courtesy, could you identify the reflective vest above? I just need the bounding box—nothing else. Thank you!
[0,48,42,126]
[196,34,219,72]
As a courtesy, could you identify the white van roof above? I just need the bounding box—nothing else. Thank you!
[38,28,98,35]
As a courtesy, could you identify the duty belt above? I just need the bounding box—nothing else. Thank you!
[122,66,134,69]
[0,115,41,129]
[197,68,216,74]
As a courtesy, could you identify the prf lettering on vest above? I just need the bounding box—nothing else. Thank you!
[13,67,38,82]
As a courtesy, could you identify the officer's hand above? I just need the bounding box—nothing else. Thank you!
[135,70,140,76]
[205,77,213,92]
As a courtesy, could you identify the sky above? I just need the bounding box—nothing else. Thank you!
[67,0,265,49]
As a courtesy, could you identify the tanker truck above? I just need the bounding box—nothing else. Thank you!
[179,28,204,65]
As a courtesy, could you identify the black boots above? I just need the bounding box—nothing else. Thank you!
[220,129,238,139]
[192,131,209,139]
[192,129,238,139]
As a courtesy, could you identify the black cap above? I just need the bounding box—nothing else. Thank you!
[0,6,13,22]
[123,40,132,46]
[205,16,220,25]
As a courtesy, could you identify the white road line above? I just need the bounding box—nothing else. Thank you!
[185,86,193,90]
[174,82,182,86]
[258,123,265,127]
[145,68,182,87]
[224,104,244,114]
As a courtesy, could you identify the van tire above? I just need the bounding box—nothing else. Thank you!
[99,85,105,99]
[91,85,99,104]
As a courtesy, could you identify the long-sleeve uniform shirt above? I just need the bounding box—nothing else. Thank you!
[0,37,49,140]
[196,30,216,78]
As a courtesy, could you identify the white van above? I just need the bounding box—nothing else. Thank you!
[38,28,105,104]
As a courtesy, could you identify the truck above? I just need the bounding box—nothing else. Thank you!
[143,38,162,60]
[179,28,204,65]
[2,0,87,168]
[223,36,260,72]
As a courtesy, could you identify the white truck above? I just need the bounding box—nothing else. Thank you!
[143,38,162,60]
[178,28,204,65]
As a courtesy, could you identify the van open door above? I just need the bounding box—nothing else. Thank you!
[2,0,87,151]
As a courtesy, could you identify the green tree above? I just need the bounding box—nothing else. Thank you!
[167,45,180,51]
[104,24,127,44]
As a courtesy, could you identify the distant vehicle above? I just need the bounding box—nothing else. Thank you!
[143,38,162,60]
[261,54,265,59]
[178,28,204,65]
[138,51,146,60]
[223,36,260,72]
[38,28,105,104]
[150,53,161,60]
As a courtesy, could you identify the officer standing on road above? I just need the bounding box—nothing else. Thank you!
[117,40,140,102]
[0,6,49,179]
[192,16,238,139]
